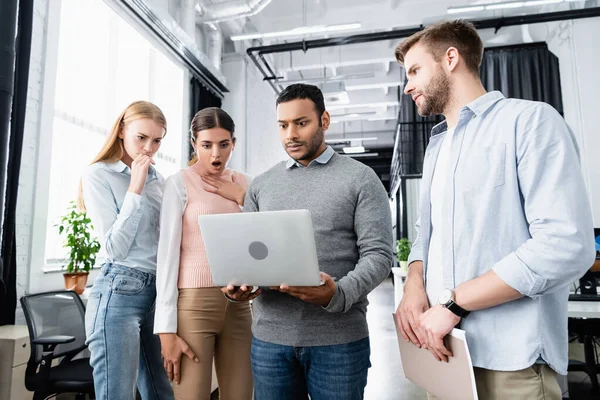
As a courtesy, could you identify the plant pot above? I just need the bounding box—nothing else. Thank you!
[399,260,408,272]
[63,272,89,295]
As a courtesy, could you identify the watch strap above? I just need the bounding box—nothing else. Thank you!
[445,300,470,318]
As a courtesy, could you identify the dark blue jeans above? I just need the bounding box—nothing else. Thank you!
[251,336,371,400]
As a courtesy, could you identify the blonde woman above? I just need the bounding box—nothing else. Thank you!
[154,107,257,400]
[81,101,174,400]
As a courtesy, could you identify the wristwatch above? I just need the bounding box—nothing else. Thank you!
[438,289,470,318]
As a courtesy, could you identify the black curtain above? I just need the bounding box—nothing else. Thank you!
[390,41,563,195]
[189,77,222,159]
[0,1,18,316]
[0,0,33,325]
[480,42,563,115]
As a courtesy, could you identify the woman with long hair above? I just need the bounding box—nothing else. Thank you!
[81,101,174,400]
[154,107,258,400]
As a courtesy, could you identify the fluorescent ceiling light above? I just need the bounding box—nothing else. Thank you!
[326,137,378,143]
[346,152,379,158]
[343,146,366,154]
[447,5,485,13]
[231,23,361,41]
[448,0,568,13]
[346,82,403,91]
[486,1,524,10]
[524,0,562,6]
[328,101,400,111]
[367,116,397,122]
[278,73,374,86]
[282,58,395,73]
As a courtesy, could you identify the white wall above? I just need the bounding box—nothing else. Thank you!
[221,54,285,177]
[529,17,600,226]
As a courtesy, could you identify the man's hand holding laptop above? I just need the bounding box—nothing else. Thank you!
[273,272,336,306]
[221,272,336,306]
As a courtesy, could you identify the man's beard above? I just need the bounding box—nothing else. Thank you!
[287,127,325,161]
[416,67,451,116]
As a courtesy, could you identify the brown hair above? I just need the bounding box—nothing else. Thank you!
[77,101,167,210]
[395,20,483,76]
[188,107,235,166]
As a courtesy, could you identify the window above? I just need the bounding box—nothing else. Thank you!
[44,0,185,266]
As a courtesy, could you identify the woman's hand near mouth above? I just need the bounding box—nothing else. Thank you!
[201,174,246,206]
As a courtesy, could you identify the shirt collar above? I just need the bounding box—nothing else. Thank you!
[106,160,157,178]
[107,160,129,173]
[286,146,335,169]
[431,91,505,136]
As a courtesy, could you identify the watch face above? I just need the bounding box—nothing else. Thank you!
[438,289,453,305]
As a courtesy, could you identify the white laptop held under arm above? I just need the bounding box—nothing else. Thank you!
[198,209,321,287]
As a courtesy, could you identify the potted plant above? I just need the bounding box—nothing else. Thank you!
[56,201,101,294]
[396,238,412,272]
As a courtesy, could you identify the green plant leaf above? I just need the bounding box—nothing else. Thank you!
[57,202,101,273]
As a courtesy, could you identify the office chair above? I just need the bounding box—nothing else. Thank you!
[20,290,95,400]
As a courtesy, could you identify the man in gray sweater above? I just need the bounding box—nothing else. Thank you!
[227,83,393,399]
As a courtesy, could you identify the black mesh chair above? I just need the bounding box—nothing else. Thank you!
[20,290,95,399]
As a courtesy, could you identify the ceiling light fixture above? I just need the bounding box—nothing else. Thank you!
[447,5,485,13]
[343,146,366,154]
[367,116,397,122]
[345,82,403,91]
[448,0,573,14]
[231,23,362,41]
[281,58,394,73]
[328,101,400,111]
[326,137,378,143]
[346,152,379,158]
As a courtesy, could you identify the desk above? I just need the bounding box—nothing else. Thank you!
[568,301,600,396]
[568,301,600,319]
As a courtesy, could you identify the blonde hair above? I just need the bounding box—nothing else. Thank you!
[77,101,167,211]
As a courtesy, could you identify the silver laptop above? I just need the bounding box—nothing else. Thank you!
[198,209,321,287]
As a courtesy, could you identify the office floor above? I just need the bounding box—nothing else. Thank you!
[364,278,426,400]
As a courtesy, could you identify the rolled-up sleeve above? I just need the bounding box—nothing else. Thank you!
[492,104,595,297]
[324,167,394,313]
[407,217,424,266]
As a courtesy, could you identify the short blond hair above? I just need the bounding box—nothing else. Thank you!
[395,20,483,76]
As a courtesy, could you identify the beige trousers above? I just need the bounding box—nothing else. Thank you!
[426,364,562,400]
[173,288,253,400]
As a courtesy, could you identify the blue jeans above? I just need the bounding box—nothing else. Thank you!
[85,264,173,400]
[251,336,371,400]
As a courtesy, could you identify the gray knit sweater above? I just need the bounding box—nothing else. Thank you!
[244,152,393,347]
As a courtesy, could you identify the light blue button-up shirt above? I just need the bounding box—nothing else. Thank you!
[407,91,595,374]
[285,145,335,169]
[81,161,164,274]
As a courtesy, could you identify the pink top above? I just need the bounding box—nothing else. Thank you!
[178,164,248,288]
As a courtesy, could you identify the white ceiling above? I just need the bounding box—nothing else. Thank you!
[201,0,594,149]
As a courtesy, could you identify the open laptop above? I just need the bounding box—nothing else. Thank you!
[198,209,321,287]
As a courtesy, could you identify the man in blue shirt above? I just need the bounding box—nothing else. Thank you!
[394,20,595,399]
